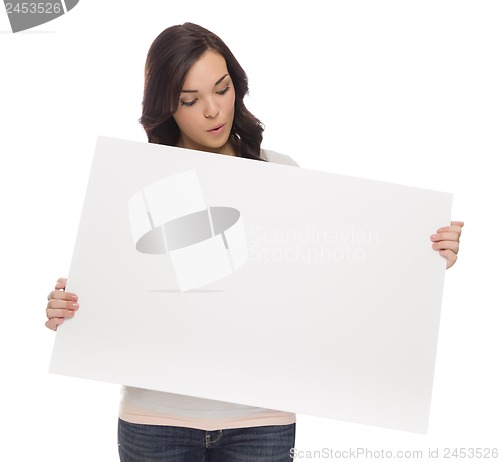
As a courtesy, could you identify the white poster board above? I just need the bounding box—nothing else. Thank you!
[49,136,452,433]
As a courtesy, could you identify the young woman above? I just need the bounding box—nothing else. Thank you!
[45,23,464,461]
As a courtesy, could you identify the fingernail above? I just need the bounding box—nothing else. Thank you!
[72,295,78,301]
[431,234,437,240]
[72,303,79,309]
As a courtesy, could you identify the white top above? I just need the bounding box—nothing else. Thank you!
[119,148,299,430]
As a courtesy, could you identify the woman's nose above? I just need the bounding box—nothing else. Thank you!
[204,98,219,119]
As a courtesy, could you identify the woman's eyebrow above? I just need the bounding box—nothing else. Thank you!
[181,74,229,93]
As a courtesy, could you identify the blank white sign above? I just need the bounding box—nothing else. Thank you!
[49,136,452,433]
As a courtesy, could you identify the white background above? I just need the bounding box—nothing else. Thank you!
[0,1,498,460]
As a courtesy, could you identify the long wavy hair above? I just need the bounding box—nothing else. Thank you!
[140,23,265,161]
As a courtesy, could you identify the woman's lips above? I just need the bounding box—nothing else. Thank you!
[207,123,225,135]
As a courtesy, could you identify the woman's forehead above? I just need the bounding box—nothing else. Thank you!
[183,51,230,90]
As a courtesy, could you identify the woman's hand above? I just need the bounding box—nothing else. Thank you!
[430,221,464,269]
[45,278,79,331]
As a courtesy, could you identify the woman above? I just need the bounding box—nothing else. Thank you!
[46,23,464,461]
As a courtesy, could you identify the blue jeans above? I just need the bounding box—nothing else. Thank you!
[118,418,296,461]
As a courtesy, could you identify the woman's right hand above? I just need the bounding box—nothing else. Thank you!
[45,278,79,331]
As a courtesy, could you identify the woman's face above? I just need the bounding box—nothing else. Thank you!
[173,50,236,155]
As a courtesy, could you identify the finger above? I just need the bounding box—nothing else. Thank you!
[431,231,460,242]
[46,307,77,320]
[435,222,464,236]
[439,249,458,269]
[55,278,67,290]
[432,240,459,254]
[45,318,64,331]
[437,225,463,236]
[46,299,79,312]
[47,290,78,302]
[46,303,79,321]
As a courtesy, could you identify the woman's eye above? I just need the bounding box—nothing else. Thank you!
[216,86,230,95]
[180,99,197,107]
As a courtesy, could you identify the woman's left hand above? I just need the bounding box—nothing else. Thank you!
[430,221,464,269]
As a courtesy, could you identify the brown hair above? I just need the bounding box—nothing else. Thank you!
[140,23,265,161]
